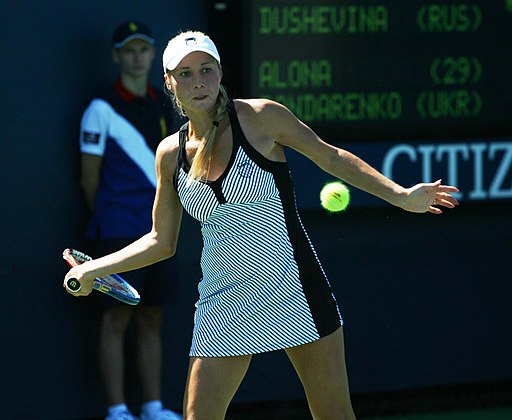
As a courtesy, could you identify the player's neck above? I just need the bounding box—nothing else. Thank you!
[120,73,149,98]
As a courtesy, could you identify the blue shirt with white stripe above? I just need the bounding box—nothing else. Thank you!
[80,80,172,239]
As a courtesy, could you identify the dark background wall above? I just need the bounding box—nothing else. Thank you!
[1,1,511,419]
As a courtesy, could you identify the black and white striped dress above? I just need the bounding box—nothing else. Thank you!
[174,101,342,357]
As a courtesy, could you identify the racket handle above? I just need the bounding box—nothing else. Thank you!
[65,277,81,293]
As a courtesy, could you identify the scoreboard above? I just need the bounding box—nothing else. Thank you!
[239,1,512,142]
[210,1,512,205]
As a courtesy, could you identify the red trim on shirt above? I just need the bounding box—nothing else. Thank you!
[114,79,157,102]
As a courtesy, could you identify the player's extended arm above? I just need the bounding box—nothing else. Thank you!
[64,135,183,294]
[257,99,458,213]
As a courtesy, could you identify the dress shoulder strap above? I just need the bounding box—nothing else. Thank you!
[173,122,189,190]
[226,100,245,148]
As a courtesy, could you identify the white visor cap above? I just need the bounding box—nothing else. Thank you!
[163,33,220,72]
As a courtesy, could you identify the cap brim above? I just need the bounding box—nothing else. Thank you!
[165,47,220,71]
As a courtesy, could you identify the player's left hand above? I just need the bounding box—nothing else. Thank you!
[402,179,459,214]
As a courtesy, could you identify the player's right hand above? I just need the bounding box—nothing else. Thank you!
[63,266,94,296]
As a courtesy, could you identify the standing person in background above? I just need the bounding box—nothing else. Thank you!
[78,21,182,420]
[68,30,459,419]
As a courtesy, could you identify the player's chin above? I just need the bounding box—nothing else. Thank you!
[191,95,216,109]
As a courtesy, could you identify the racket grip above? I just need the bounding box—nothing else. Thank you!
[66,277,81,293]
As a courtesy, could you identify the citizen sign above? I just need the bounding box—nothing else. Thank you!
[382,141,512,200]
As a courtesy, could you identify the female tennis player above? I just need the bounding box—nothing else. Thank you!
[64,31,459,419]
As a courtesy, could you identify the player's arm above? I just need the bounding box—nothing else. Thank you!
[65,135,184,294]
[253,99,458,213]
[149,133,184,258]
[80,153,102,211]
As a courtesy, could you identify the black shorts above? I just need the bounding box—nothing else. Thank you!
[90,238,179,307]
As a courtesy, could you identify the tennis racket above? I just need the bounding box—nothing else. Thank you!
[63,248,140,305]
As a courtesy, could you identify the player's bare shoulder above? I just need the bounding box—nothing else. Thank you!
[235,98,298,133]
[233,99,290,161]
[234,98,290,122]
[156,132,180,181]
[157,132,179,154]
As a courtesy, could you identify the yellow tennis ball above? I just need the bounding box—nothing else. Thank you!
[320,182,350,212]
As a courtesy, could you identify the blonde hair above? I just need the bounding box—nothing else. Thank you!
[188,85,228,183]
[164,31,228,183]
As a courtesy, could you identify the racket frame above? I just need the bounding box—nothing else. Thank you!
[63,248,140,305]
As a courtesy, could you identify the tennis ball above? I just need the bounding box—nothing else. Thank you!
[320,181,350,212]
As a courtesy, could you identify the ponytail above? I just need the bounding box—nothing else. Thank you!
[188,85,228,183]
[167,84,229,183]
